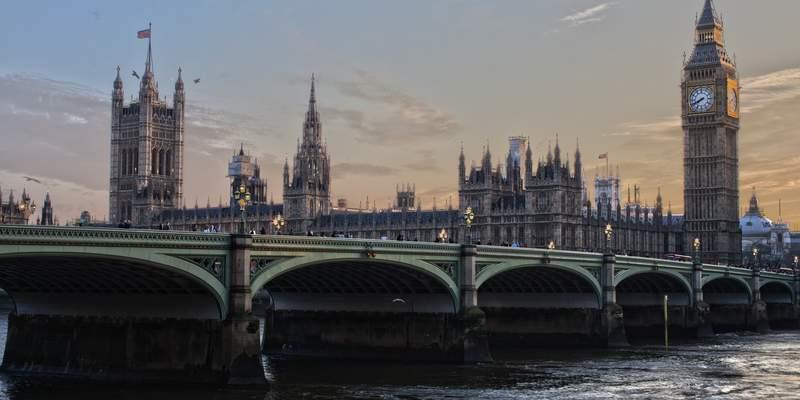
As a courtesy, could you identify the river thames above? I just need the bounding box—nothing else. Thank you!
[0,331,797,399]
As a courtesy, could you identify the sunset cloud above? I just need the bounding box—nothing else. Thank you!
[326,71,460,145]
[561,2,617,26]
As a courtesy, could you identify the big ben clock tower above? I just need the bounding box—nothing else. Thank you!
[682,0,741,265]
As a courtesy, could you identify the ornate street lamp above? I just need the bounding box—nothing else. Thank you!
[438,228,448,243]
[233,184,251,234]
[693,237,701,263]
[272,214,286,235]
[604,224,613,253]
[752,247,760,270]
[547,240,556,250]
[17,201,36,224]
[793,256,799,275]
[463,206,475,245]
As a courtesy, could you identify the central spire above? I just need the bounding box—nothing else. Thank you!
[310,73,316,104]
[697,0,721,28]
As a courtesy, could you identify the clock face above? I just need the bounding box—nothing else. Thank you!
[689,86,714,113]
[727,87,738,113]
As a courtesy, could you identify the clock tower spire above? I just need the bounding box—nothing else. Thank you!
[682,0,741,265]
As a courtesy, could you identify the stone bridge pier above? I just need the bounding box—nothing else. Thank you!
[0,228,265,385]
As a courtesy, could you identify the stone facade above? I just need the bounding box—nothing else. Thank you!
[109,37,184,226]
[0,188,35,225]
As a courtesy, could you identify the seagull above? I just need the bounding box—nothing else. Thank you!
[132,70,140,80]
[23,176,42,184]
[193,78,200,84]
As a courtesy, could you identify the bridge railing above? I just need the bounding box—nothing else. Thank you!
[0,224,230,249]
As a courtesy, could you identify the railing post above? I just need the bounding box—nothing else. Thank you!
[692,260,713,337]
[749,267,769,333]
[601,253,616,307]
[221,233,265,385]
[600,253,628,347]
[458,244,491,363]
[459,245,478,310]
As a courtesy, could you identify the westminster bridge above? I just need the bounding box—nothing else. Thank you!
[0,225,798,384]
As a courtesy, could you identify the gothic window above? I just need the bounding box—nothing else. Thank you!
[133,150,138,174]
[158,149,165,175]
[165,150,172,176]
[151,148,158,175]
[121,149,127,176]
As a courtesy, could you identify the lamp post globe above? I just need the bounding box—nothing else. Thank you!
[233,184,252,234]
[463,207,475,245]
[693,238,701,263]
[603,224,613,253]
[272,214,286,235]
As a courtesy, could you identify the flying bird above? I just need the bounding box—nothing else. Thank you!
[132,70,140,79]
[23,176,42,184]
[193,78,200,84]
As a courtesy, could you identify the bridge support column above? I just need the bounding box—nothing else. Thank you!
[458,244,491,363]
[749,268,769,333]
[222,234,265,385]
[794,271,800,329]
[600,253,628,347]
[691,260,713,337]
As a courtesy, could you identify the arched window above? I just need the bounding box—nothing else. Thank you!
[133,150,138,174]
[158,149,165,175]
[165,149,172,176]
[121,148,127,176]
[152,148,159,175]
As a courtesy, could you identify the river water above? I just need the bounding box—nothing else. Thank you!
[0,330,798,399]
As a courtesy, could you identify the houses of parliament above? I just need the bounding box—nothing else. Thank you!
[107,1,753,264]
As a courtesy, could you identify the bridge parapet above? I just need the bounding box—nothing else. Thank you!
[0,225,230,250]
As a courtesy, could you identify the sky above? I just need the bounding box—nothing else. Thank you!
[1,0,799,227]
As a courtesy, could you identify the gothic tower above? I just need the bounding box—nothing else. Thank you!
[682,0,741,264]
[39,192,54,225]
[109,34,184,225]
[283,75,331,232]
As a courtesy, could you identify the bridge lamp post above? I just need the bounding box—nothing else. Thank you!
[752,247,760,270]
[794,256,798,273]
[463,207,475,245]
[17,202,36,224]
[438,228,448,243]
[604,224,613,254]
[693,238,701,263]
[272,214,286,235]
[233,184,252,234]
[547,240,556,250]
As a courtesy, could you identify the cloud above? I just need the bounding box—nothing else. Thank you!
[332,162,395,180]
[740,68,800,113]
[404,150,441,172]
[324,71,460,145]
[561,2,617,26]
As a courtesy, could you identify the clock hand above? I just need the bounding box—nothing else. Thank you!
[691,97,705,106]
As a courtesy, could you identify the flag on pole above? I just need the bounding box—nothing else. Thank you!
[598,153,608,159]
[137,28,151,39]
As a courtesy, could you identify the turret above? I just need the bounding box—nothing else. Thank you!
[525,140,533,179]
[574,139,582,181]
[112,66,124,128]
[553,134,561,167]
[283,158,290,188]
[458,144,466,185]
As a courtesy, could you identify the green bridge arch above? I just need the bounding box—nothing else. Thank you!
[0,248,229,319]
[702,275,754,304]
[250,254,460,312]
[475,260,603,308]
